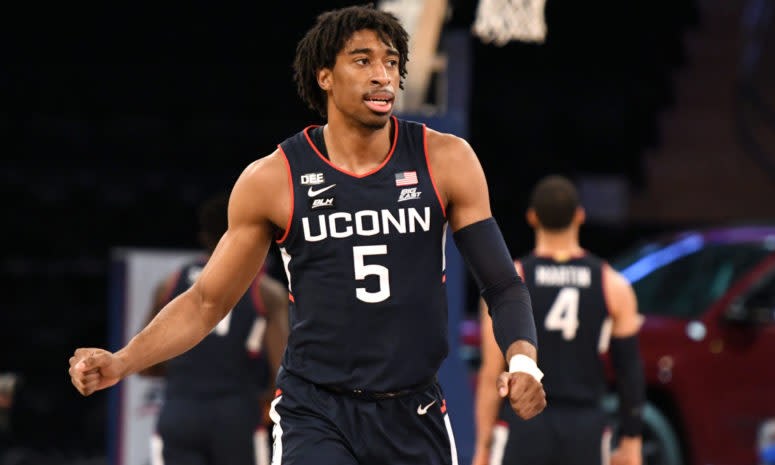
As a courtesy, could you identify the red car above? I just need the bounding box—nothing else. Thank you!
[610,226,775,465]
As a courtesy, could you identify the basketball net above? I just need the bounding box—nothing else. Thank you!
[472,0,547,45]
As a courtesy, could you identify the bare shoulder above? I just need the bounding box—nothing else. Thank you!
[425,128,477,165]
[425,127,486,207]
[230,149,291,231]
[235,150,288,195]
[603,263,638,318]
[603,264,633,294]
[423,127,491,229]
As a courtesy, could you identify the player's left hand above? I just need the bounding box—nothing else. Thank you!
[497,371,546,419]
[611,436,642,465]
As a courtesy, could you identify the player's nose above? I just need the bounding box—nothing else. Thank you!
[370,63,391,86]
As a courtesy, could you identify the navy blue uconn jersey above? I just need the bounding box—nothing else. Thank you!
[519,253,611,403]
[276,117,448,392]
[163,261,272,398]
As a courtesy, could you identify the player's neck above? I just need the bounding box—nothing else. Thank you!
[533,229,584,260]
[322,114,393,175]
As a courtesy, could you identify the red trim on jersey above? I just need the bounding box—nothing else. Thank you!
[275,389,282,397]
[442,273,446,283]
[302,116,399,179]
[496,420,509,428]
[276,146,294,244]
[288,292,295,303]
[601,262,614,316]
[255,425,267,432]
[250,267,267,315]
[441,398,447,413]
[422,124,446,218]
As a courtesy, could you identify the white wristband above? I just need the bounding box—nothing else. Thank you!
[508,354,544,382]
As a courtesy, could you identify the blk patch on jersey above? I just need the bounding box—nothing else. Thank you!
[310,196,336,210]
[398,187,422,202]
[301,172,325,185]
[395,171,418,186]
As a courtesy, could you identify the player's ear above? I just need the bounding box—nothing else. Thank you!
[317,68,333,91]
[574,206,586,226]
[526,208,540,228]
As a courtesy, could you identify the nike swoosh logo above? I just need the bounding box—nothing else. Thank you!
[417,400,436,415]
[307,184,336,197]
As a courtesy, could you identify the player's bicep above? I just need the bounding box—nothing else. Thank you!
[429,132,492,232]
[189,162,278,324]
[604,265,642,337]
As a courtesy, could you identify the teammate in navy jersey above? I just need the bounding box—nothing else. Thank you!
[473,176,645,465]
[139,194,289,465]
[69,6,545,465]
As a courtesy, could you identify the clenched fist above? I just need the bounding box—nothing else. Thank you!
[497,371,546,419]
[68,348,126,396]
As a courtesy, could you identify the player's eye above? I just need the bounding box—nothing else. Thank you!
[386,59,398,67]
[356,58,369,65]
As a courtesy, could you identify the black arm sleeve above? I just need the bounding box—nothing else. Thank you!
[453,217,538,354]
[610,334,646,437]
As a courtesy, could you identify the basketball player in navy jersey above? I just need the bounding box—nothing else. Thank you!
[138,194,288,465]
[68,6,546,464]
[472,176,644,465]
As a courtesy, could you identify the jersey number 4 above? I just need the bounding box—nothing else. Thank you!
[544,286,614,352]
[544,287,580,340]
[353,245,390,303]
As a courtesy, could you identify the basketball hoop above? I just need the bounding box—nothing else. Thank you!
[472,0,547,45]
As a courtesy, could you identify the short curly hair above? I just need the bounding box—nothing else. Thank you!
[293,4,409,117]
[529,175,581,231]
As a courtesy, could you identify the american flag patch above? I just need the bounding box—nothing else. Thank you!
[395,171,418,186]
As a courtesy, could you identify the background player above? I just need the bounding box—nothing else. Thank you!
[140,193,288,465]
[473,175,645,465]
[68,6,545,465]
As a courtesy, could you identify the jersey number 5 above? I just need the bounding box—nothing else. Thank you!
[544,287,580,340]
[353,245,391,303]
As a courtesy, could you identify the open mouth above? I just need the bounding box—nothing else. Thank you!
[364,93,394,113]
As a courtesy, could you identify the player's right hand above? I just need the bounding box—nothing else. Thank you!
[68,348,125,396]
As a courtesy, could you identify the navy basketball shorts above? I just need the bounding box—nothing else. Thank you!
[488,402,612,465]
[152,394,270,465]
[269,369,459,465]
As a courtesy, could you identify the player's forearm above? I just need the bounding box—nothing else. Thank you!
[454,218,538,354]
[116,289,222,377]
[610,335,645,437]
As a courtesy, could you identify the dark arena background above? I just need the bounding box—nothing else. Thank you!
[2,1,774,464]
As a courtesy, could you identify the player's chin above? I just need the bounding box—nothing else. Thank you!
[360,111,392,130]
